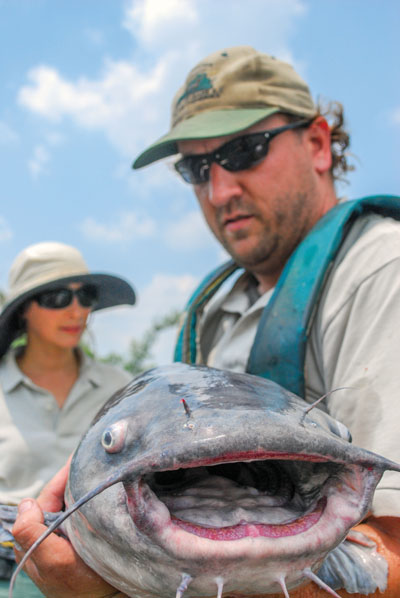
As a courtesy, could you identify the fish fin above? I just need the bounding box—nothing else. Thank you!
[346,528,376,547]
[0,505,18,561]
[0,504,66,547]
[317,536,388,594]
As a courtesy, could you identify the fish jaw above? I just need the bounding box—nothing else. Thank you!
[65,452,382,598]
[115,453,380,596]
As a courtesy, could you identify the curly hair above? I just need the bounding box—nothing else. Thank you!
[287,100,355,184]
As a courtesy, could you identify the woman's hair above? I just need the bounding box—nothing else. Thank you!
[287,100,355,184]
[8,300,30,349]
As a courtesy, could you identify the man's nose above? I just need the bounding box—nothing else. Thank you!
[206,162,242,207]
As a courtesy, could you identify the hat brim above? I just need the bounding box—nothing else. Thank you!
[133,107,280,169]
[0,273,136,359]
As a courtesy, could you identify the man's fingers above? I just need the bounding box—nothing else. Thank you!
[12,499,45,552]
[11,496,123,598]
[37,458,71,512]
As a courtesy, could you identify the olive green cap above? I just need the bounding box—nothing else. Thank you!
[133,46,316,169]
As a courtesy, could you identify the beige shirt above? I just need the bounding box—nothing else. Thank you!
[199,214,400,517]
[0,350,131,504]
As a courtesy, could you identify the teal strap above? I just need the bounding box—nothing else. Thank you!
[247,195,400,396]
[175,195,400,396]
[174,259,240,363]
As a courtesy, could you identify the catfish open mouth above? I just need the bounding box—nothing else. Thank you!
[123,452,362,544]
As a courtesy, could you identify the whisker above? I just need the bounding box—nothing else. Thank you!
[303,567,341,597]
[277,574,290,598]
[215,576,224,598]
[301,387,352,419]
[176,573,193,598]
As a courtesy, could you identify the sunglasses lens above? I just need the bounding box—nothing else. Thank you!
[222,134,269,171]
[36,289,72,309]
[175,157,210,185]
[174,120,314,185]
[175,133,270,184]
[35,285,99,309]
[77,284,98,308]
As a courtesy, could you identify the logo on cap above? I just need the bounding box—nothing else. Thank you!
[176,72,219,110]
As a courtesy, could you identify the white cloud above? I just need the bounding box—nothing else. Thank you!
[393,107,400,125]
[164,209,214,250]
[17,55,175,156]
[0,121,19,145]
[28,144,51,177]
[123,0,198,45]
[89,271,198,362]
[26,132,63,177]
[0,216,13,242]
[80,210,156,242]
[16,0,307,163]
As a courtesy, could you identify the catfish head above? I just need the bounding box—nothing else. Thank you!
[58,364,400,597]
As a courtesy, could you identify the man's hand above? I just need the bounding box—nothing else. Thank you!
[12,462,127,598]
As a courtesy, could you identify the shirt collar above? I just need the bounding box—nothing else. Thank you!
[0,350,25,392]
[0,347,103,392]
[219,272,274,316]
[77,350,103,387]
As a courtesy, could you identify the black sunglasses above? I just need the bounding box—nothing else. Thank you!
[34,284,99,310]
[175,119,313,185]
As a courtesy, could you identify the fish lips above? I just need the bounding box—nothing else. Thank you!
[116,446,382,590]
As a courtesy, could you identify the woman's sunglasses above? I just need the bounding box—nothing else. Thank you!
[34,284,99,310]
[174,119,313,185]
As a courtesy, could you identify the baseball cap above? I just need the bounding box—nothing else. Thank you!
[133,45,316,169]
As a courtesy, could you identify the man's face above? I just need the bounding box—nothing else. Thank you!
[178,114,334,290]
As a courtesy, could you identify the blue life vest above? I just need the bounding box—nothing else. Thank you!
[174,196,400,397]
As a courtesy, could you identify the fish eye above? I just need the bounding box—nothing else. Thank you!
[101,421,127,453]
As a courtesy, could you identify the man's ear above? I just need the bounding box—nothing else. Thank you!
[306,116,332,175]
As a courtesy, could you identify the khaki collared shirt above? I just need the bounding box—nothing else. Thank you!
[199,214,400,518]
[0,350,131,504]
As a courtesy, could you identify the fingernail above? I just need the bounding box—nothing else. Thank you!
[18,499,35,514]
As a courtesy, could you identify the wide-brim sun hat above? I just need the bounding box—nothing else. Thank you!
[133,45,317,169]
[0,241,136,358]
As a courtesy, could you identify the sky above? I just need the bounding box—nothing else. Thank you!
[0,0,399,365]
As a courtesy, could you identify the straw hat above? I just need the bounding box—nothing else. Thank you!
[0,241,136,358]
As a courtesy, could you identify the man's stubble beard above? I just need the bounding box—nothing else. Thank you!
[216,190,316,280]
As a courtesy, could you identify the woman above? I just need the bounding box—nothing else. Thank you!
[0,241,136,596]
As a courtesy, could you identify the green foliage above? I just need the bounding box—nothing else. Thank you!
[11,334,27,349]
[100,309,182,376]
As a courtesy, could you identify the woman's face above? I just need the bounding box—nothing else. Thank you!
[23,282,93,350]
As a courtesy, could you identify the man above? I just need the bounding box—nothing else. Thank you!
[11,46,400,596]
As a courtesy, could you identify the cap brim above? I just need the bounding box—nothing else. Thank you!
[69,274,136,312]
[133,107,279,169]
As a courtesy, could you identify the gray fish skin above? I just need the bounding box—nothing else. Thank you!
[63,363,400,598]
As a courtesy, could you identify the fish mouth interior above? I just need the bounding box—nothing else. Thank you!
[141,458,343,529]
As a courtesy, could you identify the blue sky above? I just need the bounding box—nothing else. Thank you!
[1,0,399,363]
